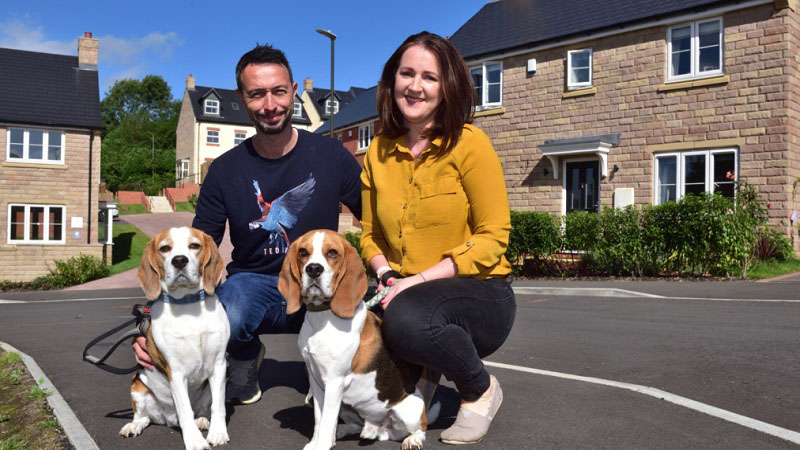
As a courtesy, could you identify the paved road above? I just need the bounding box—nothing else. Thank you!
[1,282,798,449]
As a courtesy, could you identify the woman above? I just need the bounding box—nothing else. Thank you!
[360,31,516,445]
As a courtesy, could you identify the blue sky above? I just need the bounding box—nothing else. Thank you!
[2,0,488,100]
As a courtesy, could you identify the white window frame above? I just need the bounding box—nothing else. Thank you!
[358,123,374,150]
[206,129,219,145]
[567,48,593,89]
[293,100,303,118]
[234,131,247,146]
[470,61,503,110]
[204,99,219,115]
[325,98,339,115]
[176,158,189,180]
[7,204,66,244]
[653,148,738,204]
[6,127,65,165]
[667,17,724,82]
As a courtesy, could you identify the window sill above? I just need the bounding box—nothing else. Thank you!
[562,87,597,98]
[3,161,68,169]
[474,107,506,118]
[658,75,729,92]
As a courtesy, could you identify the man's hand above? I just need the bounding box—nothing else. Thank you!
[132,335,154,370]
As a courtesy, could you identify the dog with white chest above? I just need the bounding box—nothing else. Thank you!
[278,229,436,450]
[120,226,230,450]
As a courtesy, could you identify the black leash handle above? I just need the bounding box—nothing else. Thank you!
[82,318,141,375]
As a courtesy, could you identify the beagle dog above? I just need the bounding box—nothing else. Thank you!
[120,226,230,450]
[278,229,436,450]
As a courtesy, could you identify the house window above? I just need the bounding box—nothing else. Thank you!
[234,131,247,146]
[325,99,339,115]
[8,204,65,244]
[567,49,592,89]
[7,128,64,164]
[654,149,737,204]
[176,158,189,180]
[293,101,302,118]
[206,129,219,145]
[358,123,374,150]
[470,62,502,110]
[204,99,219,115]
[668,18,723,81]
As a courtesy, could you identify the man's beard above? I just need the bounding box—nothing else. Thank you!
[251,109,292,135]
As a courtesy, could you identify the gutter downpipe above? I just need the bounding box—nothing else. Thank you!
[88,129,94,244]
[465,0,773,64]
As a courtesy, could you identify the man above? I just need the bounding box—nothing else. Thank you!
[133,44,362,405]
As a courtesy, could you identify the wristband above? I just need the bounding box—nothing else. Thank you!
[375,265,392,278]
[380,270,404,287]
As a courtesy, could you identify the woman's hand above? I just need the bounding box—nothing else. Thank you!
[132,335,154,370]
[380,274,425,310]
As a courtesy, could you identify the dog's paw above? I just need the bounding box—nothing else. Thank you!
[183,430,211,450]
[195,417,210,431]
[119,422,144,437]
[205,426,230,447]
[401,432,424,450]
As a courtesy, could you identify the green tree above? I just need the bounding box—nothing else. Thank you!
[100,75,180,194]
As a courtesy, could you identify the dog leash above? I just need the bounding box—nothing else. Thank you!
[82,302,153,375]
[364,286,393,309]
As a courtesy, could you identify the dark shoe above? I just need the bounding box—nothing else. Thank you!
[440,375,503,445]
[226,343,265,405]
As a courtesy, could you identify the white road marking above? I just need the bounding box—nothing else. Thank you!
[512,287,800,303]
[483,360,800,445]
[0,296,143,305]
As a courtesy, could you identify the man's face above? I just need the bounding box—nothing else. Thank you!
[236,63,297,135]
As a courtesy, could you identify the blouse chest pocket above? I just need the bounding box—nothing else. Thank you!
[414,176,463,229]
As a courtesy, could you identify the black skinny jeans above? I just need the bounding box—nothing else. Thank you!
[381,277,516,402]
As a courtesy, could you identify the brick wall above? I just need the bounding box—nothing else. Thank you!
[117,191,149,208]
[473,4,798,240]
[164,184,199,210]
[0,127,104,281]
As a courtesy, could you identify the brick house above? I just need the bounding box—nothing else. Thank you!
[175,75,314,185]
[0,33,104,282]
[315,85,379,166]
[450,0,800,242]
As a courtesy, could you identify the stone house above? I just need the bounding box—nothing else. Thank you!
[315,85,379,166]
[0,33,104,281]
[299,78,366,132]
[450,0,800,241]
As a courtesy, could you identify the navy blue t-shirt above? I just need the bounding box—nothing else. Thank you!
[192,129,362,276]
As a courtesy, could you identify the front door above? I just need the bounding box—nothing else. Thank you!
[566,161,599,213]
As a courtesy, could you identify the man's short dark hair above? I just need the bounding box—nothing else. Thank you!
[235,44,294,90]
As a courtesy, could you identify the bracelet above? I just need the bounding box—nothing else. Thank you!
[375,265,392,278]
[380,270,404,287]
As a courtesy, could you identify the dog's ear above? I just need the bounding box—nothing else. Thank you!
[278,239,303,314]
[137,238,163,300]
[330,236,368,319]
[199,230,224,296]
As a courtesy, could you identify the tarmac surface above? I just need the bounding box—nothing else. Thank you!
[3,212,800,449]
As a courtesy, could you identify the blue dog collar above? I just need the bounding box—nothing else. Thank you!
[161,290,206,305]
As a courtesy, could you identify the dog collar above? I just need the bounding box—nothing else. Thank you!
[161,290,206,305]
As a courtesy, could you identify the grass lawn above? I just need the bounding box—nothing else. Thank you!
[109,223,151,276]
[117,203,150,215]
[747,258,800,279]
[174,201,195,213]
[0,350,70,449]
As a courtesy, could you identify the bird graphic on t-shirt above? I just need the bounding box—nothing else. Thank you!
[248,174,316,248]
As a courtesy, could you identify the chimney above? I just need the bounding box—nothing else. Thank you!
[78,31,98,71]
[186,74,196,90]
[304,77,313,92]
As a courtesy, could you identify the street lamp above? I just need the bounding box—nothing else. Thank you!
[316,29,336,138]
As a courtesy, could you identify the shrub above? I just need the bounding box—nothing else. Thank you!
[507,211,562,270]
[593,206,644,276]
[343,230,362,256]
[755,227,793,262]
[563,210,599,251]
[47,254,109,289]
[189,194,198,208]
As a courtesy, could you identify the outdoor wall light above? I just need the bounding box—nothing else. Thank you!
[612,164,619,174]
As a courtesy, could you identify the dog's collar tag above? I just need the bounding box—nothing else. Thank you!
[161,290,206,305]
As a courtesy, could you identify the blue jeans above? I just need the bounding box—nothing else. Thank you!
[217,272,306,361]
[381,277,516,402]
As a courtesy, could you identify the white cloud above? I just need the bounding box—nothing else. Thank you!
[97,31,184,64]
[0,19,75,55]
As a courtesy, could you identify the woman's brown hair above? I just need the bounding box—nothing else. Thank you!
[377,31,474,154]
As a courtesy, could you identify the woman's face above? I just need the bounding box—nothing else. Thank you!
[394,44,442,130]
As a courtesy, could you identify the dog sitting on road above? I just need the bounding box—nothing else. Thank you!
[120,226,230,450]
[278,229,437,450]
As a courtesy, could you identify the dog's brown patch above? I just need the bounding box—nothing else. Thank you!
[130,374,150,413]
[145,325,171,381]
[351,311,416,407]
[420,406,428,431]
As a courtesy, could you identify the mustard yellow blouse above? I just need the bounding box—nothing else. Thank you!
[360,124,511,279]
